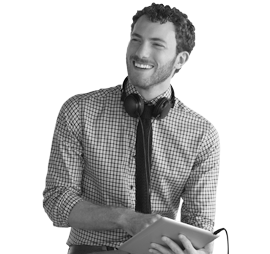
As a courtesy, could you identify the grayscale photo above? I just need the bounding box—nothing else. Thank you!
[41,2,228,254]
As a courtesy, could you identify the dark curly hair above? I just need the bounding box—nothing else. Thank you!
[131,3,195,73]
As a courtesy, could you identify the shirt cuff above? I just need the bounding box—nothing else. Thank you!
[54,190,84,227]
[181,216,214,232]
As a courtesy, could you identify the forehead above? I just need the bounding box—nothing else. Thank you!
[132,15,176,45]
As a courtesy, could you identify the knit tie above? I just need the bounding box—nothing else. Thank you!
[135,104,153,214]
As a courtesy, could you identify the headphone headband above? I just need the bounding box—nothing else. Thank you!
[121,77,175,120]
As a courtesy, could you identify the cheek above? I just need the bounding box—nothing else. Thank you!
[157,52,176,66]
[126,43,135,57]
[154,55,168,67]
[127,41,144,58]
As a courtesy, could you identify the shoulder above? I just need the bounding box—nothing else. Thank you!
[173,98,209,124]
[81,85,121,101]
[172,97,219,140]
[61,85,122,111]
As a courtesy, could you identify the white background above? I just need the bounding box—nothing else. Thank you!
[0,1,270,253]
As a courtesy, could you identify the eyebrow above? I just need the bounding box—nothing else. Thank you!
[131,32,167,44]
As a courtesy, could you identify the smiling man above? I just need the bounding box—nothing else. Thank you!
[43,3,219,254]
[126,14,184,99]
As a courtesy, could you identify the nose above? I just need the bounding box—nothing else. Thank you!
[135,42,151,59]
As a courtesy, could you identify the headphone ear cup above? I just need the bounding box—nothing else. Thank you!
[153,98,172,120]
[124,94,144,118]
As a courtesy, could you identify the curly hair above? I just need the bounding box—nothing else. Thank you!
[131,3,195,72]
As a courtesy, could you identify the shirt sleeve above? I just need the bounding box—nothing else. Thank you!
[43,95,84,227]
[181,123,220,232]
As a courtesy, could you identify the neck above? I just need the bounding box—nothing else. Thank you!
[133,80,171,101]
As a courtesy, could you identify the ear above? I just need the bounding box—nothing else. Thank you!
[174,51,190,70]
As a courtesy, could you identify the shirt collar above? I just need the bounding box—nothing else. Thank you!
[126,82,172,106]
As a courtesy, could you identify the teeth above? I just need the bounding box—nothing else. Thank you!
[134,62,153,69]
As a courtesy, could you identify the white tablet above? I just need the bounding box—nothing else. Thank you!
[119,217,219,254]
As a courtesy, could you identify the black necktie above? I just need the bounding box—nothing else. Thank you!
[135,104,154,214]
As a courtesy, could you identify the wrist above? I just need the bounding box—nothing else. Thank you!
[116,207,134,230]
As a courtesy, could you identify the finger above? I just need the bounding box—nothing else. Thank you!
[203,241,214,253]
[150,243,172,254]
[149,214,162,224]
[161,236,184,254]
[178,234,195,253]
[149,247,162,254]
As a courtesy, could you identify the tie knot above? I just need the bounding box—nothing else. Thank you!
[141,104,154,119]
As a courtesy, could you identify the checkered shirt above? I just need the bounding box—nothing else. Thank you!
[43,82,220,248]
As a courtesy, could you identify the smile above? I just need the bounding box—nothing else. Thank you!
[133,61,154,70]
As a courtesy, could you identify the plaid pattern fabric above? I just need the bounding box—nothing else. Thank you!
[43,82,220,248]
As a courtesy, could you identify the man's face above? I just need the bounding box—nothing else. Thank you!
[126,15,178,90]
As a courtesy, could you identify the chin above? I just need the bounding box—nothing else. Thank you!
[129,75,151,88]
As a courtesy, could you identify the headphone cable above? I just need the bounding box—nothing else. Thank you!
[213,228,229,254]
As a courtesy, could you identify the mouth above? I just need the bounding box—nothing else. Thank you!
[133,61,154,70]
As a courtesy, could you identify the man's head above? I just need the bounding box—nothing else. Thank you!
[131,3,195,60]
[126,3,195,96]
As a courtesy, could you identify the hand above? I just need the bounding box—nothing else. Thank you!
[121,211,161,236]
[149,234,213,254]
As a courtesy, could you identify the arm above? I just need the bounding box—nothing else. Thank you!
[181,123,220,232]
[43,95,160,234]
[43,95,84,227]
[149,124,219,254]
[68,201,161,236]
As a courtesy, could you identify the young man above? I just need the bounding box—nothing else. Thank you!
[43,3,219,254]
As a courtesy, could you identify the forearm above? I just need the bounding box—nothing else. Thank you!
[68,200,132,231]
[68,200,161,235]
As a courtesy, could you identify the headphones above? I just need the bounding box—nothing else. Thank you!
[121,76,175,120]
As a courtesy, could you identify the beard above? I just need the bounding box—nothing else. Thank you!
[126,55,176,90]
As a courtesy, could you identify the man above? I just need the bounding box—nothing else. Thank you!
[43,3,219,254]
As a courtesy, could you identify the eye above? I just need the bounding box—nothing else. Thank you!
[153,43,164,48]
[131,38,140,42]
